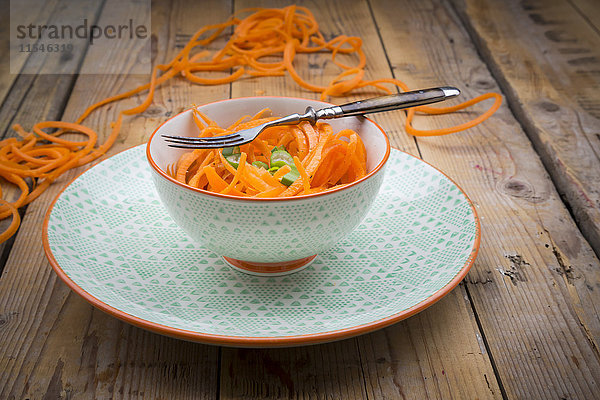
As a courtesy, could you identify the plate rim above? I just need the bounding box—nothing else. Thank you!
[42,144,480,347]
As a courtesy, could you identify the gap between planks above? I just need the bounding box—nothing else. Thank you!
[0,0,107,277]
[369,0,600,398]
[450,0,600,260]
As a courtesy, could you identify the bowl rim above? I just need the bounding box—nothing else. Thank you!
[146,96,391,202]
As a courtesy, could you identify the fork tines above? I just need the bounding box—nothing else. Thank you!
[161,134,245,149]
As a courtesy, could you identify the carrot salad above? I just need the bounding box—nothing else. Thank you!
[0,5,502,243]
[170,108,367,197]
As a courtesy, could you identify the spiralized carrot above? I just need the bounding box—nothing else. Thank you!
[272,165,292,180]
[172,109,366,198]
[0,5,501,243]
[0,200,20,244]
[293,156,311,194]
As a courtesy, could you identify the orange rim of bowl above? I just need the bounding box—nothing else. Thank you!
[43,148,480,349]
[146,96,391,202]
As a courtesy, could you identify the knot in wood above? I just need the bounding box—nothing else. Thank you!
[475,79,494,90]
[504,179,529,194]
[143,105,167,117]
[501,179,545,203]
[60,51,74,63]
[538,101,559,112]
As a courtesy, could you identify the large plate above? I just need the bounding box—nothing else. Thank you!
[43,145,479,347]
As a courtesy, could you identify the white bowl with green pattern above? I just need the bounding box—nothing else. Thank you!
[147,97,390,275]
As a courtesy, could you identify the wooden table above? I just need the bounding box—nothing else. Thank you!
[1,0,599,398]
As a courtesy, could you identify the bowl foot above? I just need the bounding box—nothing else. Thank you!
[222,255,317,276]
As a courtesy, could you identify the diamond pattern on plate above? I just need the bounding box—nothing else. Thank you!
[46,145,478,338]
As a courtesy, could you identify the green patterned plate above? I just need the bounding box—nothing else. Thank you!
[43,145,479,347]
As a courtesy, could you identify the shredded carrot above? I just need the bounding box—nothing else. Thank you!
[293,156,311,194]
[204,166,229,192]
[0,200,20,243]
[174,109,366,198]
[272,165,292,180]
[0,5,501,243]
[221,152,247,194]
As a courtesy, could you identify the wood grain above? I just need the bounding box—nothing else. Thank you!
[0,0,15,106]
[0,0,103,105]
[219,1,501,399]
[0,0,232,398]
[1,0,60,104]
[570,0,600,31]
[452,0,600,260]
[221,339,369,399]
[371,0,600,398]
[0,0,105,274]
[1,0,599,398]
[358,287,502,400]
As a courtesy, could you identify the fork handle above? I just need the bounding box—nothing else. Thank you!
[316,86,460,119]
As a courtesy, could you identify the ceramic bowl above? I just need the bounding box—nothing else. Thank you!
[146,97,390,275]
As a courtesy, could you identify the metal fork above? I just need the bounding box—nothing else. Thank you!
[162,86,460,149]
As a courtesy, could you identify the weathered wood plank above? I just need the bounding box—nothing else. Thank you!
[452,0,600,260]
[0,0,15,105]
[0,71,77,273]
[0,0,105,274]
[0,0,57,105]
[371,0,600,398]
[221,339,369,399]
[219,1,501,399]
[0,0,102,107]
[358,287,502,400]
[0,0,232,398]
[570,0,600,31]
